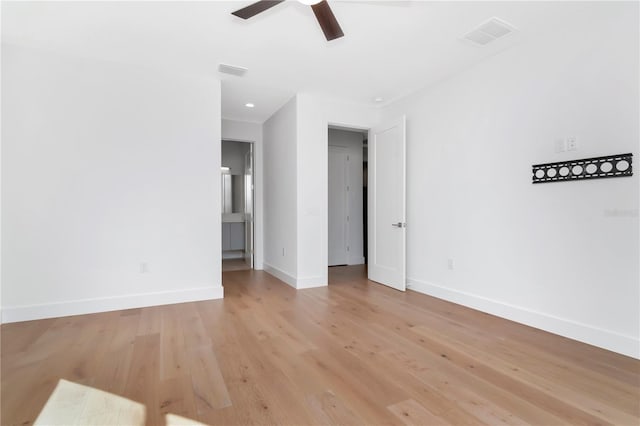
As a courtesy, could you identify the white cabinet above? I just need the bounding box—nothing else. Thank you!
[229,223,244,251]
[222,222,245,251]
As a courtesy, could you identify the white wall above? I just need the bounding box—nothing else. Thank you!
[262,97,298,284]
[0,26,3,324]
[1,45,223,322]
[222,119,264,270]
[382,2,639,358]
[296,94,328,287]
[328,128,365,265]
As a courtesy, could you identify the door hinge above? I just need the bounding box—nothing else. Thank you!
[347,155,350,161]
[347,246,350,252]
[347,215,350,222]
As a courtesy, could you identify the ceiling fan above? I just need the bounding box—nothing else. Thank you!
[231,0,344,41]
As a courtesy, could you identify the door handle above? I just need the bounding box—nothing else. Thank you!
[391,222,406,228]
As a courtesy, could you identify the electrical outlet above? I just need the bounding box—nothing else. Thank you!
[554,138,566,153]
[567,136,577,151]
[140,262,149,273]
[282,248,285,256]
[447,258,454,270]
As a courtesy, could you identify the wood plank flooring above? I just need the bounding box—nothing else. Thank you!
[222,258,251,272]
[1,265,639,425]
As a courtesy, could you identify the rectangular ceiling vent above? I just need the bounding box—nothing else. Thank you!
[462,17,516,46]
[218,63,248,77]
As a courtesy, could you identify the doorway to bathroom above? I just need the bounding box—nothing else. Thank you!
[221,140,254,272]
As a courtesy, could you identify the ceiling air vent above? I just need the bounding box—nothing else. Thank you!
[462,17,515,46]
[218,63,248,77]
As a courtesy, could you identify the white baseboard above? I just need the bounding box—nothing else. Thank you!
[406,278,639,359]
[348,256,366,266]
[263,262,297,288]
[263,263,327,289]
[1,286,224,323]
[222,251,245,260]
[296,274,327,289]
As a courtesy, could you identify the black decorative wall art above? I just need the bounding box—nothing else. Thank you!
[532,153,633,184]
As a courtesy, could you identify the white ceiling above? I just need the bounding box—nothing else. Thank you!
[2,1,571,123]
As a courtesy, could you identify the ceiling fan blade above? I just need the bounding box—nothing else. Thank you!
[311,1,344,41]
[231,0,285,19]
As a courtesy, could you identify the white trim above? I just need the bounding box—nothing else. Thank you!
[263,263,327,289]
[1,286,224,323]
[348,256,366,266]
[222,251,245,260]
[263,262,297,288]
[296,275,327,289]
[406,277,640,359]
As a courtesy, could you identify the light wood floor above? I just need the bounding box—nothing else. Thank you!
[2,266,639,425]
[222,257,251,272]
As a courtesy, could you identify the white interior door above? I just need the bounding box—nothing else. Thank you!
[368,117,406,291]
[244,148,254,268]
[328,146,349,266]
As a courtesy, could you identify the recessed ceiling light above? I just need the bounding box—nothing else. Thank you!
[374,97,384,103]
[245,103,255,108]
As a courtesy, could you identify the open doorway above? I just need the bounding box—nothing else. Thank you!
[222,140,254,272]
[327,126,368,270]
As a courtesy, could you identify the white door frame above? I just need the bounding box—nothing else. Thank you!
[325,123,370,274]
[324,117,406,290]
[244,146,254,269]
[221,139,260,270]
